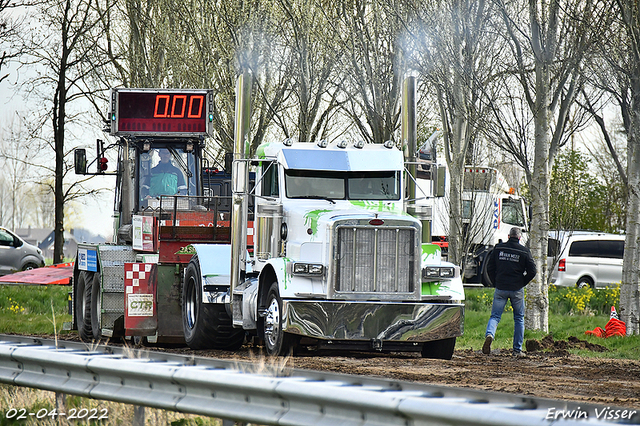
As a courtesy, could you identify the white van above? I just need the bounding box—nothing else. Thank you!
[548,232,625,288]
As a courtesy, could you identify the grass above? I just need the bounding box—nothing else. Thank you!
[0,384,225,425]
[459,286,640,359]
[0,285,71,335]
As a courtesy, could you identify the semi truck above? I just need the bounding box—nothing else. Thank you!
[71,75,465,358]
[415,161,529,285]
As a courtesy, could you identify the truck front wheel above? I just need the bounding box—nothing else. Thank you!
[76,271,94,342]
[182,256,244,350]
[421,337,456,360]
[263,282,295,356]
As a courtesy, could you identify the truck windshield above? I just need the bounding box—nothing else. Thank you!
[502,198,526,227]
[139,147,196,206]
[285,170,399,200]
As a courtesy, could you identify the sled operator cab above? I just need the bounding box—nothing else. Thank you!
[72,88,240,343]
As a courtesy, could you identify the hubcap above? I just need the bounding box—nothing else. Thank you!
[264,297,280,348]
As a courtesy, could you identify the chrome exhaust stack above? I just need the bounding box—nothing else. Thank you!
[230,72,252,320]
[402,76,431,243]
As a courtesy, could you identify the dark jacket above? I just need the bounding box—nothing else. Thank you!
[487,237,537,291]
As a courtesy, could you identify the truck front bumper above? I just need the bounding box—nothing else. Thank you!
[282,300,464,343]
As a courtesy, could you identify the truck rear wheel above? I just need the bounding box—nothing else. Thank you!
[182,256,244,350]
[76,271,94,342]
[421,337,456,360]
[481,248,494,287]
[263,282,295,356]
[90,272,102,340]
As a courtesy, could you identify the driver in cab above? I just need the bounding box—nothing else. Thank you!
[143,149,187,199]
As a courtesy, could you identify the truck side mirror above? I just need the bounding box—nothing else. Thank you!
[74,149,87,174]
[434,165,446,197]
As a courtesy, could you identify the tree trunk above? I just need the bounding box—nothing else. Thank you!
[618,0,640,335]
[53,2,70,266]
[620,95,640,335]
[525,55,552,333]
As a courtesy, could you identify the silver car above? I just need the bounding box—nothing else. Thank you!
[548,231,624,288]
[0,226,45,276]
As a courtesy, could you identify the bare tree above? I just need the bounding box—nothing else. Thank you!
[111,0,294,158]
[493,0,613,331]
[399,0,500,265]
[275,0,345,142]
[17,0,116,263]
[613,0,640,334]
[0,0,22,84]
[332,0,406,145]
[0,117,31,230]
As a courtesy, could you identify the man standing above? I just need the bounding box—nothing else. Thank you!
[482,227,536,357]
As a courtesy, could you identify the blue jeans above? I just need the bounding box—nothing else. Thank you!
[485,288,525,352]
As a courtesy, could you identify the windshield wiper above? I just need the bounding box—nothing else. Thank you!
[168,147,193,178]
[295,195,336,204]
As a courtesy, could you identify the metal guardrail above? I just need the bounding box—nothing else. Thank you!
[0,334,637,426]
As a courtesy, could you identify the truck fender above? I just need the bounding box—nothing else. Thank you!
[257,258,289,314]
[190,244,232,303]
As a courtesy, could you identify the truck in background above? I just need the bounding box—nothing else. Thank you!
[415,158,529,285]
[71,75,465,359]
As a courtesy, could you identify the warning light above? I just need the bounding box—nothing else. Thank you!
[99,156,108,172]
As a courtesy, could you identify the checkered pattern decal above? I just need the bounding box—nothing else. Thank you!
[125,263,153,294]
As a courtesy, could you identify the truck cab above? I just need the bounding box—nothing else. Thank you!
[209,138,466,357]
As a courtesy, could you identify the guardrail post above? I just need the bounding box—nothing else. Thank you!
[55,392,65,423]
[222,420,245,426]
[133,405,145,426]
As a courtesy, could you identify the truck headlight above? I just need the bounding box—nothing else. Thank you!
[422,266,455,279]
[293,263,324,276]
[439,267,455,278]
[424,267,440,278]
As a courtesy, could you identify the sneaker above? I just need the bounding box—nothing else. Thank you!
[482,335,493,354]
[512,350,526,358]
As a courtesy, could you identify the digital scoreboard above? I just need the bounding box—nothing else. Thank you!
[110,88,214,137]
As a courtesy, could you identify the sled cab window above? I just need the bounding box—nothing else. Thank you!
[139,147,196,206]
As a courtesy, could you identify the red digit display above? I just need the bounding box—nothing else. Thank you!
[188,96,203,118]
[154,95,170,118]
[115,90,210,135]
[171,95,186,118]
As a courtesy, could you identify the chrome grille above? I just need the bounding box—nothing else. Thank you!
[336,226,415,293]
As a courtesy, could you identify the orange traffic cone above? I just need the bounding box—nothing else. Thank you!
[610,306,619,320]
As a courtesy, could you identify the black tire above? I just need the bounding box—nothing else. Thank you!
[182,256,244,350]
[22,262,39,271]
[76,271,94,342]
[262,281,295,356]
[90,272,102,340]
[481,248,495,287]
[421,337,456,360]
[577,276,594,289]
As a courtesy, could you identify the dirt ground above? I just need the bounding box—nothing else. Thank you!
[49,333,639,410]
[163,335,640,410]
